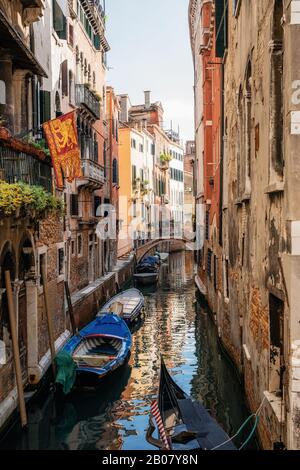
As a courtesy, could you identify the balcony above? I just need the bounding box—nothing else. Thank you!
[75,84,100,119]
[89,0,105,19]
[76,159,105,190]
[0,131,52,192]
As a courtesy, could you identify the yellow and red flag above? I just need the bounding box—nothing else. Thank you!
[43,111,82,189]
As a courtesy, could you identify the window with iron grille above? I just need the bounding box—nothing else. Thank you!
[207,249,212,278]
[70,194,79,216]
[205,211,210,240]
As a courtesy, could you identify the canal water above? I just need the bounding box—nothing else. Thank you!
[0,251,256,450]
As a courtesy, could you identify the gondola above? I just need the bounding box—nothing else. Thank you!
[56,314,132,391]
[147,358,237,450]
[97,288,144,325]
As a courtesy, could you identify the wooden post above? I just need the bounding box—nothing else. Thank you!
[4,270,27,428]
[64,281,77,335]
[41,262,56,378]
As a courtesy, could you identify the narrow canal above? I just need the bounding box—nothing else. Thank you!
[0,251,256,450]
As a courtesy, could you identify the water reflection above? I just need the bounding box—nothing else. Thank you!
[0,251,253,450]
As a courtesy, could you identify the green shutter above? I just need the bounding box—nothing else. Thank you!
[40,90,51,124]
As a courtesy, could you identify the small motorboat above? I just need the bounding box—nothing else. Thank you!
[147,358,237,450]
[57,314,132,390]
[97,288,144,325]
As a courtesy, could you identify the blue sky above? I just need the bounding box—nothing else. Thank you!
[105,0,194,143]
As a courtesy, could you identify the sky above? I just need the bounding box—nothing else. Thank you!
[105,0,194,143]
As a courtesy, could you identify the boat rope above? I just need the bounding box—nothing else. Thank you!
[211,395,267,450]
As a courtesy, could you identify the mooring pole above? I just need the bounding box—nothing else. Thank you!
[41,262,56,378]
[5,270,27,428]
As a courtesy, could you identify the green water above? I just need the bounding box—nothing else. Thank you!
[0,251,256,450]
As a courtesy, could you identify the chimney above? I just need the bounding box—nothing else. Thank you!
[144,90,151,109]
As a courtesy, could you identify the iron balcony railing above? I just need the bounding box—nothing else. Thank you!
[0,143,52,192]
[75,84,101,119]
[89,0,105,19]
[81,159,105,184]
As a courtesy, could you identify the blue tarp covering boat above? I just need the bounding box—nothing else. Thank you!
[58,314,132,385]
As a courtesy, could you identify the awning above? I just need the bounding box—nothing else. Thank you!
[0,9,47,77]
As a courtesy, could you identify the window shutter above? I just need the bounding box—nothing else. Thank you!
[93,34,101,50]
[53,0,67,40]
[68,23,74,47]
[61,60,68,97]
[40,90,51,124]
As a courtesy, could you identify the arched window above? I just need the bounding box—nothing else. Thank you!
[112,158,118,184]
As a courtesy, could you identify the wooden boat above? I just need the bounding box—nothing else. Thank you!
[134,256,160,285]
[97,288,144,325]
[60,314,132,380]
[147,358,237,450]
[134,272,159,285]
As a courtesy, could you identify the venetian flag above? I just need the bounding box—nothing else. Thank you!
[43,111,82,189]
[151,400,172,450]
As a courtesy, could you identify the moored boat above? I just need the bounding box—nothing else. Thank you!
[97,288,144,325]
[147,358,237,450]
[56,314,132,392]
[134,272,159,285]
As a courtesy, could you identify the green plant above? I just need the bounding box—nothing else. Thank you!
[160,152,172,162]
[27,138,50,157]
[0,181,64,217]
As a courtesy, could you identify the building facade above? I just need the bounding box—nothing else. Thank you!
[189,0,300,449]
[184,141,195,238]
[0,0,68,429]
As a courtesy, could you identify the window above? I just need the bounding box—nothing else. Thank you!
[53,0,67,39]
[269,294,284,394]
[94,196,101,217]
[71,239,76,256]
[205,211,210,240]
[139,143,144,153]
[151,143,155,155]
[40,90,51,124]
[61,60,68,97]
[103,141,107,177]
[132,165,137,182]
[112,159,118,185]
[77,234,83,256]
[133,201,137,218]
[68,22,74,47]
[58,247,65,276]
[215,0,228,58]
[233,0,241,17]
[131,138,136,149]
[70,194,79,216]
[207,249,212,278]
